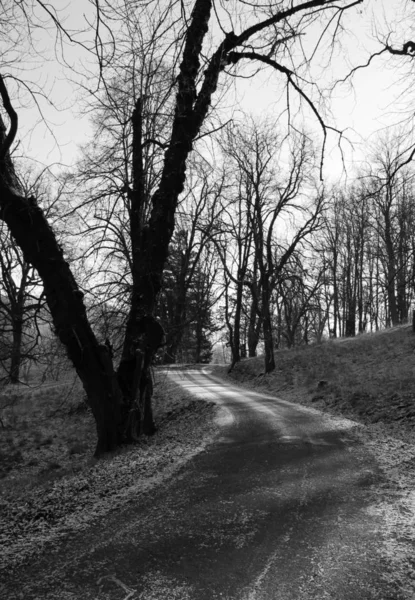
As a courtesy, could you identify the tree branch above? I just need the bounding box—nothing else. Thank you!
[0,75,18,160]
[226,51,334,177]
[386,41,415,56]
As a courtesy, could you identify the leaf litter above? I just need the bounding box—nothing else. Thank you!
[0,374,219,575]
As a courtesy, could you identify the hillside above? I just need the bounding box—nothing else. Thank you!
[220,325,415,438]
[213,326,415,595]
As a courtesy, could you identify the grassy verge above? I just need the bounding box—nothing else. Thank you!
[217,324,415,439]
[0,371,218,573]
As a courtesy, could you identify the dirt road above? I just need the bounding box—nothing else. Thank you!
[3,367,400,599]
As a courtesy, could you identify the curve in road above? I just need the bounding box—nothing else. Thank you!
[4,367,401,600]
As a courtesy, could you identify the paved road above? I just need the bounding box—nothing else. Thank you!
[5,368,400,599]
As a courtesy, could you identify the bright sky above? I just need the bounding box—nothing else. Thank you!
[7,0,415,180]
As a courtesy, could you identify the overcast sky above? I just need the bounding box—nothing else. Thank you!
[9,0,414,181]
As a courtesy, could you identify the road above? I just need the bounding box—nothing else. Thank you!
[6,367,400,599]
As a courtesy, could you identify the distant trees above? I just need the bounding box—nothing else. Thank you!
[0,222,41,383]
[214,122,415,369]
[156,229,218,364]
[318,187,371,337]
[315,136,415,336]
[215,121,325,372]
[366,139,415,327]
[0,166,65,383]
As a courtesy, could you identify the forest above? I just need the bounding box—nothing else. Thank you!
[1,0,415,457]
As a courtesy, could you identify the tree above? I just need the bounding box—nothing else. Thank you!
[219,120,324,372]
[363,134,415,327]
[276,254,327,347]
[0,164,67,383]
[155,162,223,364]
[156,232,218,364]
[0,222,42,383]
[0,0,364,455]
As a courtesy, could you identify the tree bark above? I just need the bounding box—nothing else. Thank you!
[247,299,262,357]
[228,280,243,372]
[0,181,124,454]
[262,280,275,373]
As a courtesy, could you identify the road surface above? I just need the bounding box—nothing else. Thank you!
[4,367,399,599]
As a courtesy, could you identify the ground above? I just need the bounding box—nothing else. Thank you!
[1,327,415,598]
[0,368,403,599]
[219,325,415,597]
[0,368,219,573]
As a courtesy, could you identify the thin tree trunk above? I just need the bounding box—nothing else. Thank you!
[248,299,262,357]
[9,315,22,383]
[9,262,29,383]
[262,281,275,373]
[163,288,187,365]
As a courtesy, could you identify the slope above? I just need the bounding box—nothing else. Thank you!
[223,324,415,437]
[212,325,415,597]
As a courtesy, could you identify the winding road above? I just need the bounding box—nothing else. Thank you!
[6,367,399,599]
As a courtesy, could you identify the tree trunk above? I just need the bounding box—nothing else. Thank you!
[383,199,399,327]
[0,183,124,454]
[9,263,28,384]
[163,284,187,365]
[228,281,243,372]
[248,326,260,357]
[9,314,23,383]
[247,280,262,357]
[0,0,226,454]
[262,281,275,373]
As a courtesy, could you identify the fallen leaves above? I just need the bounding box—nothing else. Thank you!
[0,377,219,575]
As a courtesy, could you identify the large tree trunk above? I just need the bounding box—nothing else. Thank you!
[0,182,124,454]
[0,0,226,454]
[117,0,220,424]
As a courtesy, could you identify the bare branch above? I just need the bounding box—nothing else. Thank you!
[0,75,18,160]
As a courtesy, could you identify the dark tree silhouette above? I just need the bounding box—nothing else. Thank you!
[0,0,362,455]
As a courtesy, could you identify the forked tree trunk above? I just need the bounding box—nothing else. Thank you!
[0,0,244,454]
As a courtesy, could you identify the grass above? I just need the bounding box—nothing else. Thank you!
[0,367,218,507]
[0,369,218,577]
[221,324,415,434]
[0,376,95,496]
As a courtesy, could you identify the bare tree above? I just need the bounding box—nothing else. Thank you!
[222,121,325,371]
[0,0,363,454]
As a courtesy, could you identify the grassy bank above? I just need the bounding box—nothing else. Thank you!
[213,326,415,597]
[220,325,415,438]
[0,371,218,573]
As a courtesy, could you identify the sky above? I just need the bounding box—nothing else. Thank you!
[6,0,415,181]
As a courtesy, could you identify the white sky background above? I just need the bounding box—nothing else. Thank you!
[6,0,415,180]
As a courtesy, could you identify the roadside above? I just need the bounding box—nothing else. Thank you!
[1,368,402,600]
[211,327,415,597]
[0,369,219,575]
